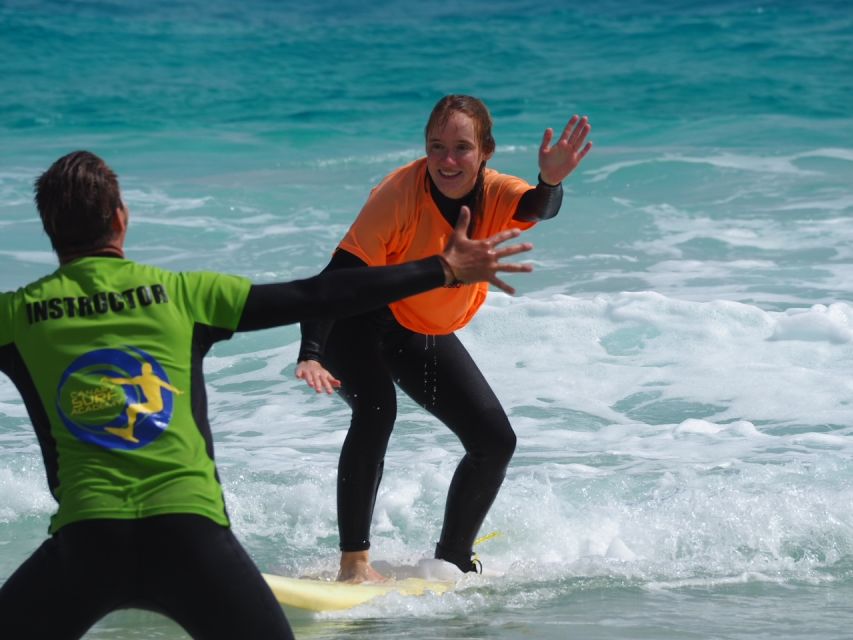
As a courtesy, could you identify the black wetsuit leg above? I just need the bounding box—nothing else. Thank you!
[324,310,399,552]
[0,515,293,640]
[0,521,121,640]
[327,309,516,569]
[389,324,516,570]
[135,515,292,640]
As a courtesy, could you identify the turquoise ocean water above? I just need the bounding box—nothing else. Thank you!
[2,1,853,637]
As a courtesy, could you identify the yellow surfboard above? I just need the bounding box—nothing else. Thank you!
[263,573,454,612]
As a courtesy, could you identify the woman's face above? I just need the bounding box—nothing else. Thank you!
[426,110,492,199]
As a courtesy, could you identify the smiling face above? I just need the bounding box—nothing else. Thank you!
[426,110,493,200]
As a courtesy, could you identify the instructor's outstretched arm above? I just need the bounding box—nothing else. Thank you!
[237,206,532,332]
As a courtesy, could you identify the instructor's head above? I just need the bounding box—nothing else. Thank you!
[34,150,126,262]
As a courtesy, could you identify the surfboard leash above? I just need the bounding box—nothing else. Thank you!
[471,530,502,573]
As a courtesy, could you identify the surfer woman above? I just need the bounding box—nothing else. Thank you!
[295,95,592,582]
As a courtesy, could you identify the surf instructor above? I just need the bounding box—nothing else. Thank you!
[295,95,592,582]
[0,150,533,639]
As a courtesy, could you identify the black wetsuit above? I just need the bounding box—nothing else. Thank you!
[299,177,562,572]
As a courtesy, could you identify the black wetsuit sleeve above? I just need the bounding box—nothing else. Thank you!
[296,250,367,362]
[513,175,564,222]
[236,254,443,333]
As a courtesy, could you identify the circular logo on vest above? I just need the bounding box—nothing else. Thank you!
[56,346,181,450]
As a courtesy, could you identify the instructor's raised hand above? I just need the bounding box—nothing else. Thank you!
[440,206,533,295]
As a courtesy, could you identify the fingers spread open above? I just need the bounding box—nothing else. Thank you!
[568,117,590,147]
[489,274,516,295]
[560,115,580,143]
[540,127,554,152]
[493,241,533,259]
[495,261,534,273]
[485,227,522,247]
[454,205,471,234]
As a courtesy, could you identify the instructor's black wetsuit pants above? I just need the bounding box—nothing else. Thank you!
[324,307,516,570]
[0,514,293,640]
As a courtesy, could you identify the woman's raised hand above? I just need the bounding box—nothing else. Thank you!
[538,115,592,186]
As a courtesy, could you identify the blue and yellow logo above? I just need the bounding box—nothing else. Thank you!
[56,347,182,450]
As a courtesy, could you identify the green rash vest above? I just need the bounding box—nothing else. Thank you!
[0,257,251,534]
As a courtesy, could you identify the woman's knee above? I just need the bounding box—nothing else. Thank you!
[464,409,516,465]
[346,393,398,442]
[492,420,517,464]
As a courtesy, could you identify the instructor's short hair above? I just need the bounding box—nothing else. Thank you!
[34,150,122,255]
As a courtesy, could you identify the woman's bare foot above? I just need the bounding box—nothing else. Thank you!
[337,551,388,583]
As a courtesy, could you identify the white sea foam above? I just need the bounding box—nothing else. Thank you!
[0,465,54,523]
[313,149,422,168]
[130,214,226,229]
[0,250,56,266]
[769,303,853,343]
[667,152,819,176]
[123,188,212,214]
[773,195,853,213]
[586,158,657,183]
[495,144,533,154]
[588,150,835,186]
[0,169,38,209]
[795,148,853,162]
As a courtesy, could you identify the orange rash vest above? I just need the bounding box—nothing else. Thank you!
[338,158,535,335]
